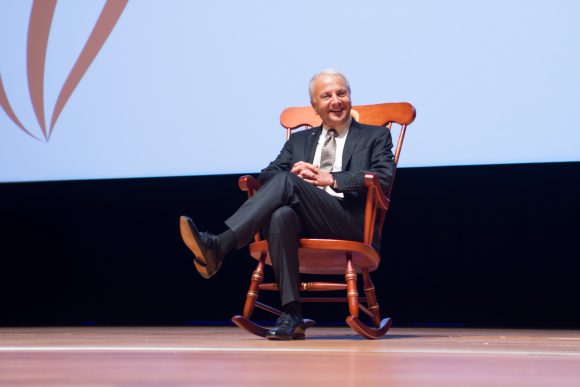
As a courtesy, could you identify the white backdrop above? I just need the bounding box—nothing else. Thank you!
[1,0,579,182]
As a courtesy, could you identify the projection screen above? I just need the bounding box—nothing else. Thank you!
[1,0,579,182]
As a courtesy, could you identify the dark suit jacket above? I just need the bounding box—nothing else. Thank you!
[257,119,395,239]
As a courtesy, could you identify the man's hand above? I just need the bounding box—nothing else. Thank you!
[290,161,317,178]
[291,161,334,187]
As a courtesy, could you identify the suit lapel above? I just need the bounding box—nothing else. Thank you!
[305,126,322,163]
[342,119,363,169]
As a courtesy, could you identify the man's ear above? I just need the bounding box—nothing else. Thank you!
[310,101,319,115]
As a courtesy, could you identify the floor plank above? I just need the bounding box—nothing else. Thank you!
[1,327,579,386]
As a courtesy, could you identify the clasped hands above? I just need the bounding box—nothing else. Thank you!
[291,161,334,187]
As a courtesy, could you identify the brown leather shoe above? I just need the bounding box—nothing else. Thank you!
[179,216,223,279]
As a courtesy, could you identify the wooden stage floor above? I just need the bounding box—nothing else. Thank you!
[1,326,579,386]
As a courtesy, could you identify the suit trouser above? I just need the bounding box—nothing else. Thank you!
[225,172,362,306]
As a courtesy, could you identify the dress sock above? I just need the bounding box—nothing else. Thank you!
[282,300,303,319]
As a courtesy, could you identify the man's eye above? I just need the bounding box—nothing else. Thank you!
[321,95,330,101]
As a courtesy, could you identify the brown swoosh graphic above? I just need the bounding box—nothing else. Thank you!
[27,0,57,140]
[48,0,129,138]
[0,74,41,141]
[1,0,128,141]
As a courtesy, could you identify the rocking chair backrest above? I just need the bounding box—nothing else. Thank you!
[280,102,416,193]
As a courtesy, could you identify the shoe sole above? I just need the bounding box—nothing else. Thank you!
[266,333,305,340]
[179,216,211,279]
[266,326,306,340]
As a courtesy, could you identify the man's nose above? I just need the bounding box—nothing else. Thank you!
[330,94,341,104]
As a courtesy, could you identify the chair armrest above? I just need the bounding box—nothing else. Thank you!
[363,173,391,244]
[364,173,390,210]
[238,175,262,194]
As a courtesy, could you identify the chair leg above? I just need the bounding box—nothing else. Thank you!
[362,269,381,327]
[345,254,359,318]
[243,259,265,318]
[345,257,393,339]
[232,257,270,337]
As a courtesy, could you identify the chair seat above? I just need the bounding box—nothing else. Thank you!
[249,239,381,274]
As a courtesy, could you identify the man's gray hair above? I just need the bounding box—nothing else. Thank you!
[309,69,351,101]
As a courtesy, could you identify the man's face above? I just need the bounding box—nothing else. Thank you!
[310,75,352,128]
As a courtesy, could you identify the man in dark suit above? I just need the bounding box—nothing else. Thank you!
[180,69,394,340]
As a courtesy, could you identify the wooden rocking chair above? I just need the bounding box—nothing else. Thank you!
[232,102,416,339]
